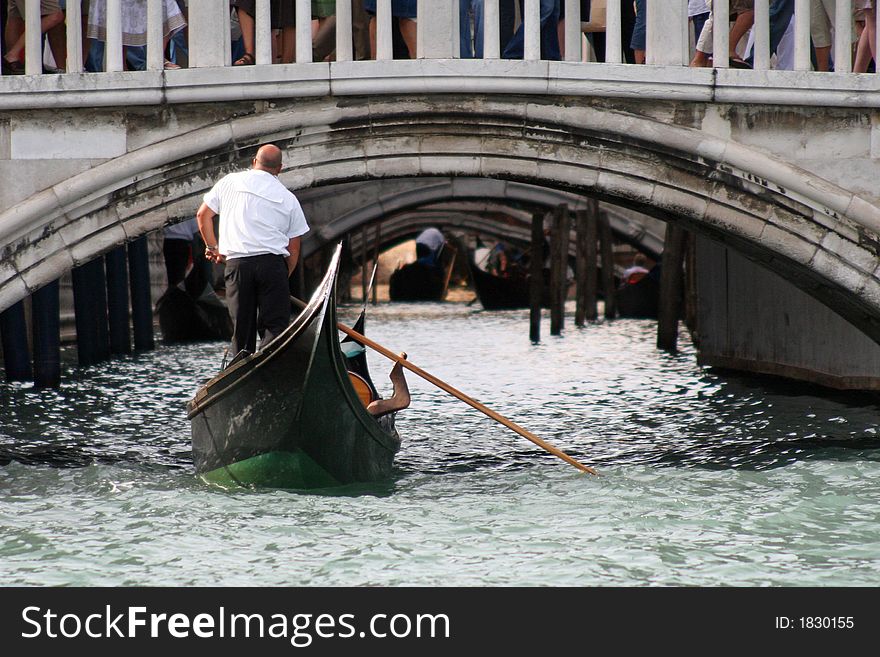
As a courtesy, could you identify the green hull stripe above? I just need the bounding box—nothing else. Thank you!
[200,450,341,490]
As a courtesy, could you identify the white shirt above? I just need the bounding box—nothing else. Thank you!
[164,216,199,241]
[415,227,445,254]
[203,169,309,260]
[688,0,710,17]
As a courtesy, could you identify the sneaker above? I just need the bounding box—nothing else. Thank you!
[2,58,25,75]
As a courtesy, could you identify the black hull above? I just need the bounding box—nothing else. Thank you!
[389,261,446,301]
[187,245,400,488]
[156,284,232,344]
[468,260,552,310]
[616,276,660,319]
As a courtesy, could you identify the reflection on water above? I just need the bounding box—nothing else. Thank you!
[1,302,879,586]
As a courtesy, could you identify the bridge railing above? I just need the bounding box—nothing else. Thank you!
[0,1,876,76]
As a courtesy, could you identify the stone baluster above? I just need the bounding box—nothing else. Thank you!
[147,0,164,71]
[754,0,770,71]
[484,0,501,59]
[713,0,729,68]
[417,0,456,58]
[377,0,393,60]
[834,0,852,73]
[25,0,42,75]
[188,2,230,68]
[106,0,123,72]
[256,0,272,65]
[336,0,354,62]
[524,0,540,60]
[647,0,687,65]
[605,0,622,63]
[297,0,313,62]
[794,0,811,71]
[564,0,581,62]
[66,0,84,73]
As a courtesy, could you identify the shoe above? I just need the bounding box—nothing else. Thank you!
[232,52,255,66]
[43,64,61,74]
[1,58,25,75]
[164,59,181,70]
[729,56,752,69]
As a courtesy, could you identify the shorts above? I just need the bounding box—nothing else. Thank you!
[7,0,62,19]
[362,0,417,19]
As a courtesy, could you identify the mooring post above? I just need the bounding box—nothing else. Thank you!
[32,280,61,389]
[105,246,131,355]
[550,204,569,335]
[0,300,33,382]
[598,211,616,319]
[372,223,381,305]
[72,261,98,366]
[657,223,687,352]
[584,198,599,321]
[127,236,155,352]
[575,208,588,327]
[529,212,544,342]
[360,224,368,303]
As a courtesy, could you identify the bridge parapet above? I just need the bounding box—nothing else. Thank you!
[2,1,879,108]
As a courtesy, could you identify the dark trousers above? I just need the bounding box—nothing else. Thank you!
[224,254,291,355]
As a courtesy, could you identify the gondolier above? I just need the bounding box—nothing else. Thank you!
[196,144,309,359]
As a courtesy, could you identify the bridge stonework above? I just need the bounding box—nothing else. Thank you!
[2,91,880,347]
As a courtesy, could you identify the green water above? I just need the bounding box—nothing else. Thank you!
[2,303,879,586]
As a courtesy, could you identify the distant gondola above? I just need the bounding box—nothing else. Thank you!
[155,258,233,344]
[616,271,660,319]
[388,260,447,301]
[467,247,552,310]
[389,227,454,302]
[187,244,401,489]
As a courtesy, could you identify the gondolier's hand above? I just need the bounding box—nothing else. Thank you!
[205,245,225,264]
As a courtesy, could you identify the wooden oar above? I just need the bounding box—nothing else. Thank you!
[343,323,597,475]
[291,297,598,475]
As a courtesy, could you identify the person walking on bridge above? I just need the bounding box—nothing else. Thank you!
[196,144,309,360]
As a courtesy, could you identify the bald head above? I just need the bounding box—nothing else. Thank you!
[253,144,283,173]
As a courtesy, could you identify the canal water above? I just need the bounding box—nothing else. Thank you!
[1,301,879,586]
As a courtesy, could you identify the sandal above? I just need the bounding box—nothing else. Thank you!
[164,59,181,69]
[233,52,255,66]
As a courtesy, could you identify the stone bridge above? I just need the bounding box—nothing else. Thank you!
[1,1,880,386]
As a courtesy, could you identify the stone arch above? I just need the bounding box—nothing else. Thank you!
[297,177,666,258]
[1,96,878,340]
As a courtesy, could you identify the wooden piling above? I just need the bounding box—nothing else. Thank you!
[550,204,569,335]
[32,280,60,389]
[105,246,131,355]
[529,212,544,342]
[597,211,616,319]
[657,223,687,352]
[0,300,33,382]
[372,223,381,305]
[128,236,155,352]
[360,224,368,303]
[584,199,599,321]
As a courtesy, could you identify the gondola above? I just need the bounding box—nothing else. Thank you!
[156,257,232,344]
[467,249,552,310]
[616,271,660,319]
[187,244,401,489]
[388,259,447,301]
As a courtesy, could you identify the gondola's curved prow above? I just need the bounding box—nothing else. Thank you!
[187,243,400,490]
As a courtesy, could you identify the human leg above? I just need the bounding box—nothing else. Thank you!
[398,16,416,58]
[233,6,255,64]
[630,0,646,63]
[366,355,411,417]
[254,255,291,347]
[224,258,259,355]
